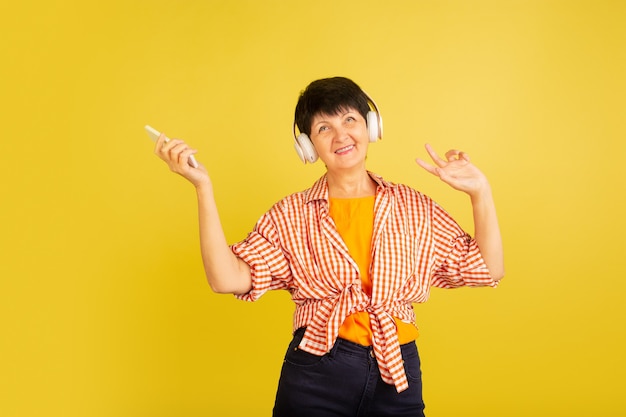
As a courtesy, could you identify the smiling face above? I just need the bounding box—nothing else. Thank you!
[309,107,370,172]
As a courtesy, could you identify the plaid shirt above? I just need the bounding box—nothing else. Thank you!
[231,172,497,392]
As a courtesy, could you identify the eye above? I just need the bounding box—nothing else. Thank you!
[318,125,329,133]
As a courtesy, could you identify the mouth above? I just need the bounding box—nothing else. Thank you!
[334,144,355,154]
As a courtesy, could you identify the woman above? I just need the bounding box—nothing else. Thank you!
[155,77,504,417]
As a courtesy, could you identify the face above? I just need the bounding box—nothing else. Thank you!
[309,107,370,172]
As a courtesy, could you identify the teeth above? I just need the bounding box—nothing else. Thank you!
[335,145,354,153]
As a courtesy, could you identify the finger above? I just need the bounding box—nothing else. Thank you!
[424,143,447,167]
[444,149,462,161]
[415,158,440,177]
[156,141,186,169]
[163,138,185,151]
[459,151,470,162]
[169,142,193,165]
[161,140,188,160]
[179,148,198,168]
[154,133,169,155]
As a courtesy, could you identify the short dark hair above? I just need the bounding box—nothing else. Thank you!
[294,77,370,137]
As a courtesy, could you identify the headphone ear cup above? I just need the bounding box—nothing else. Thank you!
[294,141,306,163]
[367,111,381,142]
[295,133,318,163]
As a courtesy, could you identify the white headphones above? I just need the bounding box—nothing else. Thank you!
[293,92,383,164]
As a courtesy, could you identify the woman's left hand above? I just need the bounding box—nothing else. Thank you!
[415,144,489,197]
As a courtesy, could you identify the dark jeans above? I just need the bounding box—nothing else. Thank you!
[273,328,426,417]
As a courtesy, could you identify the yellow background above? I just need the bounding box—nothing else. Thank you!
[1,1,625,416]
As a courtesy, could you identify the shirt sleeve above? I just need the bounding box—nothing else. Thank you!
[430,202,498,289]
[230,210,293,301]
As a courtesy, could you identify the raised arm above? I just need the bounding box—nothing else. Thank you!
[416,144,505,281]
[154,133,252,294]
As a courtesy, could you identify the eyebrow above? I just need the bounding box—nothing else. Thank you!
[312,109,358,128]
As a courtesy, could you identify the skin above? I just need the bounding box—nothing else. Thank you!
[154,108,504,295]
[308,109,377,198]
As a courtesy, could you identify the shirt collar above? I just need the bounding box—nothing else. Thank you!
[303,171,395,204]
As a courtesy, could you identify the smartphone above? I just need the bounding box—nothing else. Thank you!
[145,125,199,168]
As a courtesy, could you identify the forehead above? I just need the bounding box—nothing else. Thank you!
[311,106,360,122]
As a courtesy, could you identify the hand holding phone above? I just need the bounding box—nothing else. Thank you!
[145,125,199,168]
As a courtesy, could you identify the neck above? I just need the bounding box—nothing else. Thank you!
[326,169,376,198]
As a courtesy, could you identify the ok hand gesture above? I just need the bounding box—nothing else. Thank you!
[415,144,490,197]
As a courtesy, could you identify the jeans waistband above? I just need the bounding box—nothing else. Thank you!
[293,327,416,358]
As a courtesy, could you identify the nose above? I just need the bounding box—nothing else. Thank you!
[333,124,349,143]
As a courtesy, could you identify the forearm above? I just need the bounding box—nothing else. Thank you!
[470,185,505,281]
[196,184,252,294]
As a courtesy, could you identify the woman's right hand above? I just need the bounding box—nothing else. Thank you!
[154,133,211,189]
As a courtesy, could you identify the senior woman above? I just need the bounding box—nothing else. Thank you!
[155,76,504,417]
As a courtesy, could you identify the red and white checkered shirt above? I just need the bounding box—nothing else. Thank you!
[231,172,497,392]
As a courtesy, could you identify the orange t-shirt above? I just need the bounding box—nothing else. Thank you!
[329,196,419,346]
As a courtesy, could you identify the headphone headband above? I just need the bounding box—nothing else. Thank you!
[363,91,383,140]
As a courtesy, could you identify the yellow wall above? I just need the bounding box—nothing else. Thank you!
[1,1,625,416]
